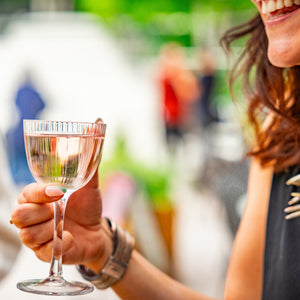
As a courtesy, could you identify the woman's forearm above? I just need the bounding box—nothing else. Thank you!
[112,250,215,300]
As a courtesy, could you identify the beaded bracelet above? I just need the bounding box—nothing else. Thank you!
[77,218,135,289]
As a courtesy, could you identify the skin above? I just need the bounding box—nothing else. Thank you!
[11,159,272,300]
[10,1,300,299]
[252,0,300,67]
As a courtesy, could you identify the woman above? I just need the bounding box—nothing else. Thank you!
[10,1,300,299]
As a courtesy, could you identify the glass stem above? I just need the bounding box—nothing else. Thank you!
[49,190,72,280]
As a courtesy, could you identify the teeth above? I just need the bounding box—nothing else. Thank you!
[277,0,284,9]
[262,1,267,13]
[285,0,293,6]
[268,0,277,12]
[262,0,300,14]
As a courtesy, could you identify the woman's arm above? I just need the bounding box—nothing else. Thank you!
[113,250,214,300]
[223,158,273,300]
[93,159,273,300]
[11,158,272,300]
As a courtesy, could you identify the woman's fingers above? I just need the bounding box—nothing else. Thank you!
[61,231,74,263]
[34,231,74,263]
[12,182,79,264]
[18,183,65,204]
[20,218,54,248]
[11,203,53,228]
[12,183,64,228]
[34,240,53,263]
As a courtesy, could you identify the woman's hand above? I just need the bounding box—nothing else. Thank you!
[11,170,112,272]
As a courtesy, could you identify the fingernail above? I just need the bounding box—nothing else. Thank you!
[45,185,66,197]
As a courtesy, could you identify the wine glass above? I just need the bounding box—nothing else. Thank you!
[17,119,106,296]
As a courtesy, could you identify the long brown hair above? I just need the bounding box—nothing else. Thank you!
[221,14,300,173]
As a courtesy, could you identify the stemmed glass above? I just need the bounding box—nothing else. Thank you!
[17,119,106,296]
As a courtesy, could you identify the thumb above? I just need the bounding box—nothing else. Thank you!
[87,168,99,189]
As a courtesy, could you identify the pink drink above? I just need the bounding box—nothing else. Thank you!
[24,133,104,189]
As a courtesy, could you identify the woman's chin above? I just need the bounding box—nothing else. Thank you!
[268,56,295,68]
[268,44,300,68]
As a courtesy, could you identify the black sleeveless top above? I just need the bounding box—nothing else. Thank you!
[263,166,300,299]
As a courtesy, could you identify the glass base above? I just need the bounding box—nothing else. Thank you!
[17,277,94,296]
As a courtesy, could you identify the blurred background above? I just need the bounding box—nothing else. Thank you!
[0,0,257,299]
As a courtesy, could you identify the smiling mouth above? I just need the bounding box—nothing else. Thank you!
[259,0,300,15]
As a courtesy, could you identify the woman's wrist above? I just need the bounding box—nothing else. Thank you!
[77,217,135,289]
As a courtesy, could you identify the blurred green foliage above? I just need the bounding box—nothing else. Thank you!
[198,0,254,11]
[75,0,193,20]
[2,1,257,50]
[74,0,254,18]
[74,0,256,49]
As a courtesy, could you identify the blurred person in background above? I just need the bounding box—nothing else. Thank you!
[157,42,199,155]
[6,70,46,186]
[194,49,220,129]
[9,1,300,299]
